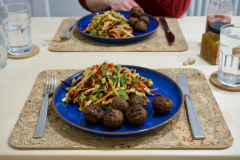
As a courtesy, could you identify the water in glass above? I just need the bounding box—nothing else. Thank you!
[0,3,32,55]
[218,24,240,87]
[0,28,7,68]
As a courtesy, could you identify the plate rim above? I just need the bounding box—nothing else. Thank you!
[75,11,160,40]
[52,65,184,136]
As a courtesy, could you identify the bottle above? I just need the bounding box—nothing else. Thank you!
[205,0,233,33]
[201,22,228,65]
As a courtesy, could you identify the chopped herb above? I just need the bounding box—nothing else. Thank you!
[120,76,128,86]
[101,64,108,70]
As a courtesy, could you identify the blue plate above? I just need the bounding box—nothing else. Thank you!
[52,66,183,138]
[76,11,159,44]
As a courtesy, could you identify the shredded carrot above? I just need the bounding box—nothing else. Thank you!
[94,88,119,104]
[108,79,119,97]
[73,97,79,103]
[62,102,69,107]
[79,102,82,111]
[102,98,114,105]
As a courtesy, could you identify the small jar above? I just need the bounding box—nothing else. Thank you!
[200,22,228,65]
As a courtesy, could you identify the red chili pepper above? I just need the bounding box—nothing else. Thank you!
[104,15,108,19]
[108,68,116,72]
[73,75,84,86]
[147,83,151,88]
[105,62,109,68]
[82,99,87,105]
[97,69,102,75]
[131,70,135,73]
[120,69,125,73]
[101,69,104,73]
[61,80,71,85]
[62,86,69,92]
[92,65,96,70]
[138,88,144,93]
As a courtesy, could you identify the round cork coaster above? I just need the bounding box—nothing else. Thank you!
[8,44,40,59]
[210,71,240,92]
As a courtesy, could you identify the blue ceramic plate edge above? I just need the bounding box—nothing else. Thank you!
[75,11,159,41]
[52,65,184,136]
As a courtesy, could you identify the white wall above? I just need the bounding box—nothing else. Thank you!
[48,0,90,17]
[1,0,240,17]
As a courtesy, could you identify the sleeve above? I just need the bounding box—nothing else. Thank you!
[155,0,191,18]
[78,0,91,11]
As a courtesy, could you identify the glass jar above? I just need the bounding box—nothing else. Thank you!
[200,22,228,65]
[205,0,233,33]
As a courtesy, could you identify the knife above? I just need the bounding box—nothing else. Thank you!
[177,73,205,140]
[159,18,175,45]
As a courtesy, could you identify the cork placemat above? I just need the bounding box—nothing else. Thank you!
[9,68,233,149]
[8,44,40,59]
[48,18,188,52]
[210,71,240,92]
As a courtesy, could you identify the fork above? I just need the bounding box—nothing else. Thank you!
[34,74,56,138]
[61,19,76,39]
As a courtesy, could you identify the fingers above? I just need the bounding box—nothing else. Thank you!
[129,0,145,13]
[121,7,129,11]
[124,2,134,11]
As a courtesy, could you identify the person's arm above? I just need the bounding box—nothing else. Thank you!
[155,0,191,18]
[79,0,142,12]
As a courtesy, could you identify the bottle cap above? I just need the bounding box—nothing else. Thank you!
[208,22,229,34]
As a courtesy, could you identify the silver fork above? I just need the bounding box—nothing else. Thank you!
[61,19,76,39]
[34,74,56,138]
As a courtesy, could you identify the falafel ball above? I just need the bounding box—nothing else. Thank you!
[103,108,124,129]
[134,21,147,32]
[111,97,130,113]
[128,16,139,27]
[152,96,173,114]
[139,16,150,26]
[84,104,103,124]
[125,105,147,126]
[130,6,142,18]
[128,95,148,109]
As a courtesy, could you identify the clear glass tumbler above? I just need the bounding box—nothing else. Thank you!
[0,3,32,55]
[0,28,7,68]
[218,24,240,87]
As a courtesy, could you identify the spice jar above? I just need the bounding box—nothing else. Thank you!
[200,22,228,65]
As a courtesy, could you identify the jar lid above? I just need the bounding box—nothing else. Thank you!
[208,22,229,34]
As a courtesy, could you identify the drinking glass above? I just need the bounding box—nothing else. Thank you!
[0,27,7,68]
[218,24,240,87]
[0,3,32,55]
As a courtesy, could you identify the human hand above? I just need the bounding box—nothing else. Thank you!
[103,0,144,13]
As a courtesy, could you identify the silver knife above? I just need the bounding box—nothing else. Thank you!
[177,73,205,140]
[61,19,76,39]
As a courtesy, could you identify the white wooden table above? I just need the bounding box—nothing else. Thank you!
[0,16,240,160]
